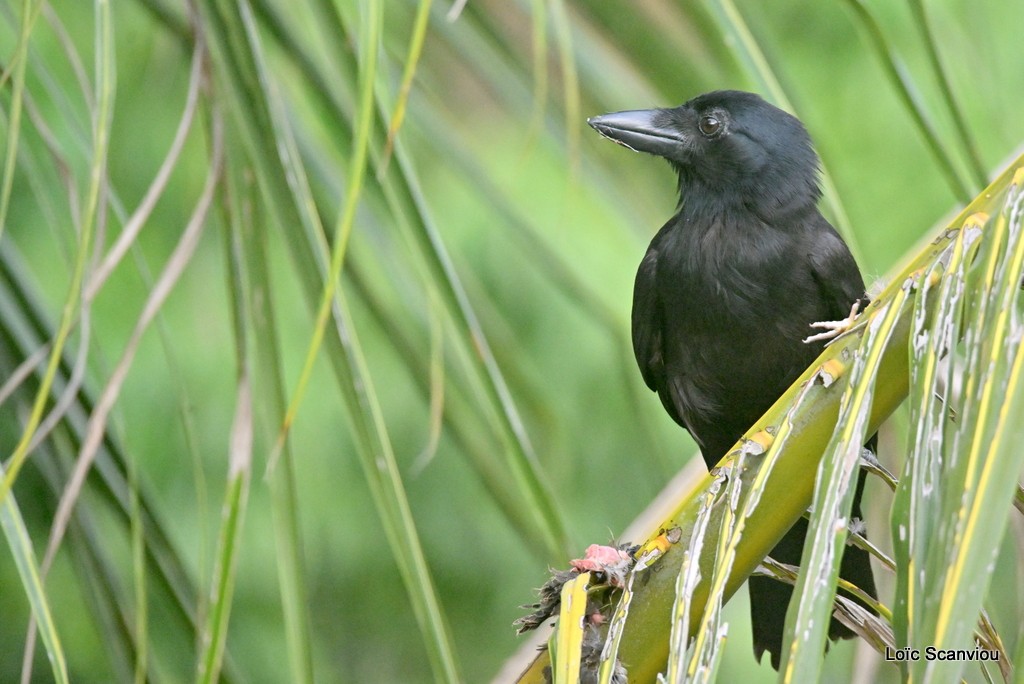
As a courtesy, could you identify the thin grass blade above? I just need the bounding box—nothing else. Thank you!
[907,0,988,192]
[0,463,69,684]
[196,375,252,684]
[841,0,972,204]
[0,0,114,507]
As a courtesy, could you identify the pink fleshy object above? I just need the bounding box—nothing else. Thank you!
[570,544,631,573]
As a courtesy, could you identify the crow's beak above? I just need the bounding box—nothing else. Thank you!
[587,109,683,158]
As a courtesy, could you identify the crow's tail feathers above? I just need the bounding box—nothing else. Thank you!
[749,466,877,670]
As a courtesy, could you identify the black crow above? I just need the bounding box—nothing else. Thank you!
[588,90,877,669]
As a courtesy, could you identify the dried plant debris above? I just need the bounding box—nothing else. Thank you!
[514,569,579,635]
[514,543,639,634]
[516,532,688,680]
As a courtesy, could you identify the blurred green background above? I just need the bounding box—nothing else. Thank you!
[1,0,1022,682]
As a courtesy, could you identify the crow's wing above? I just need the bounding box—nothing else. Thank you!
[631,247,664,392]
[631,246,691,430]
[807,219,868,320]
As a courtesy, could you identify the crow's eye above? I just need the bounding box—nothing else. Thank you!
[698,115,722,137]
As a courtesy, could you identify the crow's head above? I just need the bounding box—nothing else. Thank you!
[588,90,821,216]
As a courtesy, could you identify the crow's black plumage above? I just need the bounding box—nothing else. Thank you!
[588,90,877,669]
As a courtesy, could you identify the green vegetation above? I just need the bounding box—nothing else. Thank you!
[1,1,1022,682]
